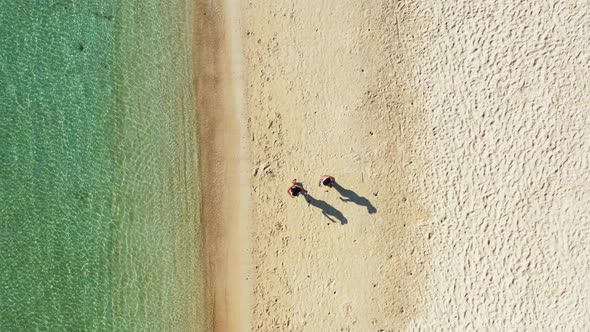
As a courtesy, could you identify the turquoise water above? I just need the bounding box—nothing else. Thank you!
[0,1,206,330]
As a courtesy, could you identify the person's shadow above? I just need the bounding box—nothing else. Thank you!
[303,193,348,225]
[334,183,377,214]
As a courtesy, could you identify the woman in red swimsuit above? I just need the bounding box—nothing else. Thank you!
[287,179,307,198]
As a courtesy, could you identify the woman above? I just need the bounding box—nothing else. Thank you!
[287,179,307,198]
[318,175,336,189]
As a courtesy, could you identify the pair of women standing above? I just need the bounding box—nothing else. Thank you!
[287,175,335,198]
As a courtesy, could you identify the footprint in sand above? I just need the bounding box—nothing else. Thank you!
[341,301,353,318]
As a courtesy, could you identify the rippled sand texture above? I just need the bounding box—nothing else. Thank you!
[413,1,590,330]
[245,0,590,331]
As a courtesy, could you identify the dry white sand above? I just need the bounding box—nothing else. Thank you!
[198,0,590,331]
[412,1,590,330]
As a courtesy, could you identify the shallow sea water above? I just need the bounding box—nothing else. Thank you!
[0,1,205,330]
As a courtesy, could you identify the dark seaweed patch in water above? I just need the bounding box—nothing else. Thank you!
[78,191,89,202]
[94,11,114,21]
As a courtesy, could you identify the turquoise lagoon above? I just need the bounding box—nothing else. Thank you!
[0,1,206,330]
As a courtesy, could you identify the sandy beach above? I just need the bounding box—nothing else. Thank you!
[196,0,590,330]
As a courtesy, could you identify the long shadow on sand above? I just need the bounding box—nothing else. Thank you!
[334,183,377,214]
[304,193,348,225]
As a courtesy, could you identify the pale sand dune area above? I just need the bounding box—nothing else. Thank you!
[197,0,590,331]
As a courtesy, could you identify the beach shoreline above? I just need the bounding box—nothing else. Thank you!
[193,0,250,331]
